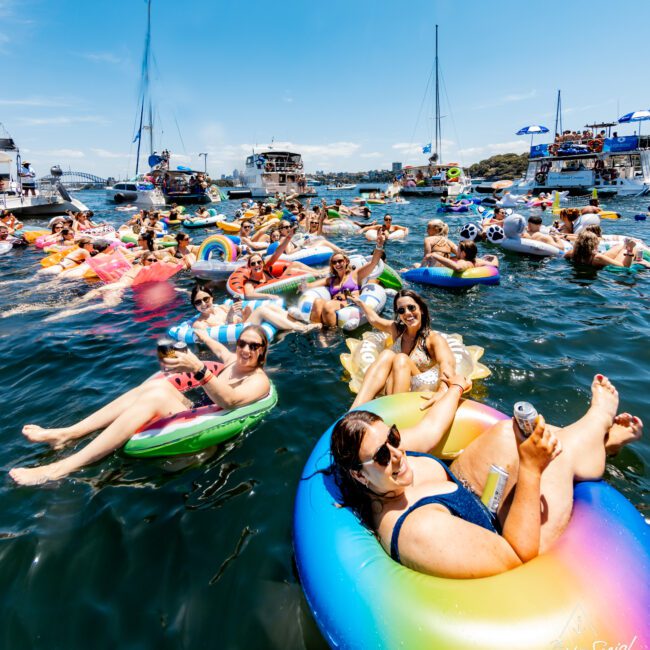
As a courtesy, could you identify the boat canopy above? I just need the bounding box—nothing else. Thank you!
[530,136,639,159]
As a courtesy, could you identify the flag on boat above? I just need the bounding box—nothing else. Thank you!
[133,130,141,143]
[422,143,432,154]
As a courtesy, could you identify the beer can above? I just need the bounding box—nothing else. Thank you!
[514,401,538,438]
[173,341,188,354]
[157,337,176,363]
[481,464,509,514]
[634,248,643,262]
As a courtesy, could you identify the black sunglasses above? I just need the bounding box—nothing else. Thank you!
[193,296,211,306]
[237,338,263,352]
[360,424,401,467]
[397,304,417,315]
[250,260,264,268]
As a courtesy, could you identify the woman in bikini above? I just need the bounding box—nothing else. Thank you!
[348,289,456,408]
[10,327,272,485]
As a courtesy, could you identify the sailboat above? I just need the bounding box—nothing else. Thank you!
[399,25,472,198]
[106,0,210,206]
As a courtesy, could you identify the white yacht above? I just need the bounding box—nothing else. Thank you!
[0,132,88,217]
[241,150,318,198]
[512,132,650,197]
[106,178,166,207]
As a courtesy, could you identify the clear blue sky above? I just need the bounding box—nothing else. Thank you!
[2,0,649,179]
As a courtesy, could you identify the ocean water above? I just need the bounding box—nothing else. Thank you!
[0,190,648,649]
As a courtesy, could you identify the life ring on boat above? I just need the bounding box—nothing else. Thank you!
[589,139,604,153]
[265,162,275,172]
[535,172,547,184]
[297,162,303,170]
[446,167,461,180]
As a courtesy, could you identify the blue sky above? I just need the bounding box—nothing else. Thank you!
[1,0,649,179]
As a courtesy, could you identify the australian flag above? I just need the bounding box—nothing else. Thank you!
[422,143,432,154]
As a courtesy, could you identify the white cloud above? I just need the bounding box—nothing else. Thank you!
[82,52,122,64]
[41,149,85,159]
[458,140,529,162]
[360,152,382,158]
[91,148,130,159]
[0,97,71,107]
[473,89,537,111]
[19,115,110,126]
[215,141,361,163]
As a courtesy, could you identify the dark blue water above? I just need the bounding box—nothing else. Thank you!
[0,190,648,649]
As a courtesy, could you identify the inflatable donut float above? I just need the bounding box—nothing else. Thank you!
[403,265,500,288]
[226,261,314,299]
[294,392,650,649]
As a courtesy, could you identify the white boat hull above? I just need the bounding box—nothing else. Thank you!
[106,187,166,207]
[0,192,88,217]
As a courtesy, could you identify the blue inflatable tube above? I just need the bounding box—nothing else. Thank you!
[403,265,500,288]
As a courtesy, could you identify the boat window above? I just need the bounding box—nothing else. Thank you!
[126,184,137,191]
[246,156,253,166]
[114,183,124,190]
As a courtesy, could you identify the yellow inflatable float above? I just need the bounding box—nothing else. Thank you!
[340,331,490,394]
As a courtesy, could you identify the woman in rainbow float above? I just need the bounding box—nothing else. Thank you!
[330,373,642,577]
[305,231,386,327]
[191,285,318,334]
[10,326,272,485]
[349,290,456,409]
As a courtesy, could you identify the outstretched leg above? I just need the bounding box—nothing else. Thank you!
[21,378,174,449]
[451,375,628,551]
[246,304,319,333]
[11,381,189,485]
[351,350,396,408]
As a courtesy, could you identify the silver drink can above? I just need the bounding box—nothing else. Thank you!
[514,401,538,438]
[173,341,188,354]
[481,464,509,514]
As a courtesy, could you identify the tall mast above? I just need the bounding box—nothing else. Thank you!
[553,90,563,138]
[434,24,441,163]
[135,0,152,176]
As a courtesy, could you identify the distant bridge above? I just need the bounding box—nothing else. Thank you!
[38,171,107,188]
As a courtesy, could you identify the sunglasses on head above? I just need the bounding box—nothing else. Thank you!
[237,338,263,352]
[193,296,211,306]
[360,424,401,467]
[397,304,417,315]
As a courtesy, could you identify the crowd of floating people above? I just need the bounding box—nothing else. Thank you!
[2,188,646,598]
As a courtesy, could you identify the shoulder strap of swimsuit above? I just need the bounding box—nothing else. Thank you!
[389,452,460,563]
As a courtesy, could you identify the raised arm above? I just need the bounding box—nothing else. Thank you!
[265,232,292,267]
[354,232,386,283]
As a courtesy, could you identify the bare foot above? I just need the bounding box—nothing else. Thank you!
[300,323,322,333]
[9,462,66,486]
[22,425,73,449]
[589,374,619,428]
[605,413,643,455]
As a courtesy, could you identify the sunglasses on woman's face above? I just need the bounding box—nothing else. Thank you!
[397,304,417,315]
[332,258,346,266]
[144,257,157,263]
[242,224,252,230]
[237,338,263,352]
[250,260,263,268]
[360,424,401,467]
[193,296,211,306]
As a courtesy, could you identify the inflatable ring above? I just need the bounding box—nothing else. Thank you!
[403,265,500,288]
[124,362,277,457]
[446,167,461,180]
[226,261,314,299]
[197,235,239,262]
[535,172,547,184]
[365,228,408,242]
[294,393,650,649]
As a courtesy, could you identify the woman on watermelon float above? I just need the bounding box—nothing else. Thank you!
[10,326,271,485]
[331,374,642,577]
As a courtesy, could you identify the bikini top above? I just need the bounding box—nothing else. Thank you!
[390,333,434,373]
[389,452,498,564]
[329,274,360,297]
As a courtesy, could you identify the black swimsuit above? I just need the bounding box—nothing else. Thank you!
[390,452,499,564]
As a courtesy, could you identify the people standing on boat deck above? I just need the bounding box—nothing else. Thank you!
[19,161,36,196]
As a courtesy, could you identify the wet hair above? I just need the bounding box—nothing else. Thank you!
[78,237,92,247]
[572,231,599,265]
[93,240,110,253]
[329,410,385,529]
[237,325,269,367]
[138,231,155,251]
[190,284,212,306]
[175,232,189,243]
[560,208,580,223]
[459,239,478,262]
[584,224,602,237]
[393,289,431,346]
[527,215,543,225]
[588,198,599,207]
[427,219,448,236]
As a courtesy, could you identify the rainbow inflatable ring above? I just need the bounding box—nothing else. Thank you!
[293,392,649,649]
[197,235,239,263]
[403,264,500,288]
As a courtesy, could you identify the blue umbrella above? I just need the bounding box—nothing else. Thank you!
[618,110,650,136]
[516,124,550,147]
